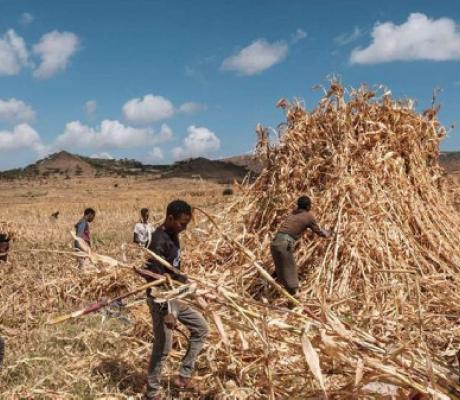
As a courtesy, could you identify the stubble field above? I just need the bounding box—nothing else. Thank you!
[0,176,232,399]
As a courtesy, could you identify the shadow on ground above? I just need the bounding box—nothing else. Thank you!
[92,358,145,393]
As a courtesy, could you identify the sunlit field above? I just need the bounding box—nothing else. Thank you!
[0,176,233,399]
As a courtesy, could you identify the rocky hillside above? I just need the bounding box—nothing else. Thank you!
[162,157,251,183]
[0,152,250,183]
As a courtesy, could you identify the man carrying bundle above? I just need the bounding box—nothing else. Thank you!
[74,208,96,269]
[271,196,331,295]
[133,208,153,247]
[142,200,208,400]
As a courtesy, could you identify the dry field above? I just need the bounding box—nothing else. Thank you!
[2,83,460,400]
[0,176,232,399]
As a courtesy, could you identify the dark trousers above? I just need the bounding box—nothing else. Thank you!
[270,234,298,294]
[0,242,9,262]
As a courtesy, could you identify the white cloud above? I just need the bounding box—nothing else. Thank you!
[0,123,45,155]
[90,152,113,160]
[221,39,288,75]
[178,102,207,114]
[172,125,220,160]
[54,119,172,150]
[157,123,173,142]
[0,98,35,123]
[19,13,34,26]
[334,27,362,45]
[350,13,460,64]
[123,94,175,124]
[33,31,79,79]
[291,29,307,44]
[85,100,97,115]
[0,30,29,76]
[148,147,164,161]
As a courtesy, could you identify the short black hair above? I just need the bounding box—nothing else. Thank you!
[84,208,96,216]
[297,196,311,211]
[166,200,192,219]
[141,208,149,214]
[0,234,9,242]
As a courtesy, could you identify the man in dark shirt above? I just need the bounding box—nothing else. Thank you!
[74,208,96,269]
[144,200,208,400]
[271,196,331,295]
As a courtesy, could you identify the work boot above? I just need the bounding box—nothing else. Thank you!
[173,375,198,391]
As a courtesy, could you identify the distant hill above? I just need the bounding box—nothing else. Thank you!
[0,151,94,179]
[162,157,252,183]
[439,152,460,173]
[0,151,250,183]
[223,154,265,174]
[34,151,96,177]
[0,151,169,180]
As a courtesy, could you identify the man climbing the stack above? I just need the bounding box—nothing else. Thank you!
[271,196,331,296]
[133,208,153,248]
[142,200,208,400]
[74,208,96,269]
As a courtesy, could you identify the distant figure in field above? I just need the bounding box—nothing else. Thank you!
[51,211,60,220]
[133,208,153,248]
[271,196,331,295]
[74,208,96,269]
[0,335,4,367]
[0,234,10,263]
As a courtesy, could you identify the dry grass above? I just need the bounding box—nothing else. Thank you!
[0,177,231,399]
[1,83,460,399]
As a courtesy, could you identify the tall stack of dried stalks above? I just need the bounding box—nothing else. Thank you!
[186,83,460,398]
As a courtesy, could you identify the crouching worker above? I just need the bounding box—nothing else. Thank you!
[143,200,208,400]
[0,234,10,263]
[271,196,331,295]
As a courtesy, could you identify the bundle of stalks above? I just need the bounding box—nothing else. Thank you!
[2,83,460,399]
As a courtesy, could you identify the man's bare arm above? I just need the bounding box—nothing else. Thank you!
[308,220,331,238]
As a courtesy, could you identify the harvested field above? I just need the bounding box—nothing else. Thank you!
[1,83,460,399]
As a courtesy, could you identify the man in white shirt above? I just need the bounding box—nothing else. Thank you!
[133,208,153,247]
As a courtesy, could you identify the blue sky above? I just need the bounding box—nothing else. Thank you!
[1,0,460,170]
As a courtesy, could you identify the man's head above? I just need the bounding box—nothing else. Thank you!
[164,200,192,234]
[297,196,311,211]
[84,208,96,222]
[141,208,149,222]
